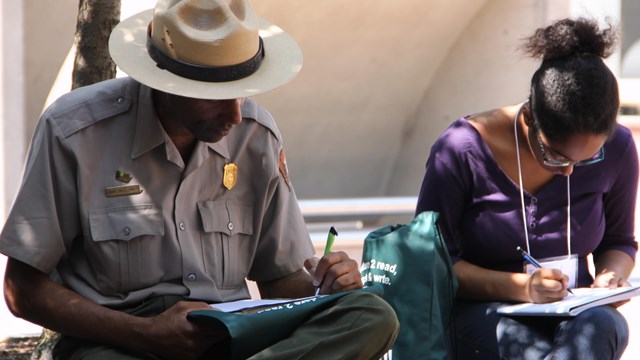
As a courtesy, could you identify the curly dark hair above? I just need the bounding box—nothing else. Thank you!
[522,18,619,141]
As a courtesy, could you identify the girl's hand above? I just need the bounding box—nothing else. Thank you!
[593,271,632,308]
[526,268,570,303]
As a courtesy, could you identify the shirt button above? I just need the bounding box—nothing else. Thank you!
[531,197,538,204]
[227,222,234,231]
[530,208,537,215]
[187,273,196,281]
[529,222,536,229]
[179,222,185,230]
[122,227,131,236]
[116,97,125,104]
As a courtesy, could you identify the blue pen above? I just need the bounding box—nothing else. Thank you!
[517,246,543,268]
[517,246,574,295]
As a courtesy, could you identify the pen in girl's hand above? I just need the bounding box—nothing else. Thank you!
[517,246,574,295]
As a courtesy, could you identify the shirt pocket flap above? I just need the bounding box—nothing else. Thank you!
[89,205,164,242]
[197,200,253,236]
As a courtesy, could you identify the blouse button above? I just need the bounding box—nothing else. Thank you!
[529,222,536,229]
[187,273,196,281]
[227,222,234,231]
[179,222,185,230]
[531,197,538,204]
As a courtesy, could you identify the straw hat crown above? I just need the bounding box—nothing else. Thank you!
[152,0,260,66]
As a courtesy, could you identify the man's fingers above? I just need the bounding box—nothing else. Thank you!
[304,257,319,275]
[314,254,361,294]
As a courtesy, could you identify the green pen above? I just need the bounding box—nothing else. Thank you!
[315,226,338,295]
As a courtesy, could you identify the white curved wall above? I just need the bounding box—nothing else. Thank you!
[388,0,544,196]
[9,0,581,204]
[253,0,490,198]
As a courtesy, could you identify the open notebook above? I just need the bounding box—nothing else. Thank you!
[497,285,640,317]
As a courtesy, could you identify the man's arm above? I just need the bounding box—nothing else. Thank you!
[257,269,316,299]
[3,258,223,360]
[257,251,363,299]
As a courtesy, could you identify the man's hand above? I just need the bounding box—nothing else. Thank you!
[4,258,227,360]
[526,268,570,303]
[141,301,228,360]
[304,251,363,295]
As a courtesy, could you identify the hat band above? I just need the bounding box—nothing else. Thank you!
[146,25,265,83]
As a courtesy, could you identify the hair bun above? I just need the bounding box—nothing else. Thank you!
[522,18,618,61]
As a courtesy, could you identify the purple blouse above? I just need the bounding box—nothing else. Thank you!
[416,118,639,287]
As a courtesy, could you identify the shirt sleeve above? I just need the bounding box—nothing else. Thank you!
[416,122,473,264]
[0,112,80,274]
[595,126,639,261]
[247,142,315,282]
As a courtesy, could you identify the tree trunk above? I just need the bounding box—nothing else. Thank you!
[71,0,121,90]
[30,330,59,360]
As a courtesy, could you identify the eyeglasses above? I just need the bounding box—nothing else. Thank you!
[535,127,605,167]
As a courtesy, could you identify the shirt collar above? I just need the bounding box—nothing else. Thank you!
[131,84,165,159]
[207,137,230,159]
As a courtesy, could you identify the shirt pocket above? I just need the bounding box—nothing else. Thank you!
[197,199,254,290]
[87,204,164,295]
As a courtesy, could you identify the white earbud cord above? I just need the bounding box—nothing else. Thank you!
[513,101,571,256]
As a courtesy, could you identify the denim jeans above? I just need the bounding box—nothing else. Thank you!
[449,300,629,360]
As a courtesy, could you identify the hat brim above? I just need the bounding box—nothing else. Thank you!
[109,9,303,99]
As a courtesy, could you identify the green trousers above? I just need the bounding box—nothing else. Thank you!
[53,292,399,360]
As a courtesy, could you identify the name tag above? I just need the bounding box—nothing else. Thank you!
[105,185,143,198]
[524,254,578,289]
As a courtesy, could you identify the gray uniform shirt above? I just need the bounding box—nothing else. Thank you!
[0,77,314,306]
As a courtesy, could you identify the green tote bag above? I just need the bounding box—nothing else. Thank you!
[360,211,458,360]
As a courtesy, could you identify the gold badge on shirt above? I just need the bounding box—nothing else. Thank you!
[223,163,238,190]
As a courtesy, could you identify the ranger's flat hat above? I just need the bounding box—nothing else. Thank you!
[109,0,303,99]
